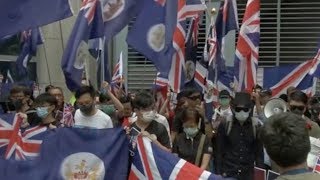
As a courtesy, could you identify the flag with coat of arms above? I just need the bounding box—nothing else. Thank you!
[16,27,44,76]
[61,0,104,91]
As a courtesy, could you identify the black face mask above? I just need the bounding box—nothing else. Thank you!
[79,104,94,114]
[8,99,24,111]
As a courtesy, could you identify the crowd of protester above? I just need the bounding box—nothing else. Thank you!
[1,82,320,180]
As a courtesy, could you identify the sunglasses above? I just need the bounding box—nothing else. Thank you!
[290,105,305,111]
[234,107,250,112]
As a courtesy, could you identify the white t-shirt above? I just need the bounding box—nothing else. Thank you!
[212,106,232,121]
[74,109,113,129]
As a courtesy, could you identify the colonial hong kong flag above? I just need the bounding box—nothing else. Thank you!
[129,136,225,180]
[61,0,104,91]
[102,0,142,42]
[234,0,260,92]
[0,0,72,39]
[16,27,44,76]
[127,0,175,80]
[169,0,206,93]
[0,113,47,160]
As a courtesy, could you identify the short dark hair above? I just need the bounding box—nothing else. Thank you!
[289,90,308,105]
[261,112,310,168]
[34,93,57,107]
[181,107,200,124]
[45,85,54,92]
[119,95,131,104]
[279,94,288,102]
[99,93,111,103]
[48,86,63,94]
[75,86,95,99]
[10,86,28,96]
[132,91,154,110]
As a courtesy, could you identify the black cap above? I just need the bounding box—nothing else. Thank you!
[233,92,252,108]
[219,90,230,98]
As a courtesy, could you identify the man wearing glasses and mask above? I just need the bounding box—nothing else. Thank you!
[288,90,320,138]
[215,92,264,180]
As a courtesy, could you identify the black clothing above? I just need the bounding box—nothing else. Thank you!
[172,111,205,134]
[215,117,264,180]
[131,120,171,149]
[173,132,212,165]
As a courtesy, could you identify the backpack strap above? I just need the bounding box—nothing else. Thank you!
[195,134,206,167]
[251,117,260,139]
[225,115,233,136]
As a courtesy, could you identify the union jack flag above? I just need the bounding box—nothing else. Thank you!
[313,156,320,174]
[204,17,217,66]
[111,51,123,84]
[154,72,170,112]
[169,0,206,93]
[0,114,47,160]
[61,103,74,127]
[129,136,223,180]
[234,0,260,92]
[259,48,320,97]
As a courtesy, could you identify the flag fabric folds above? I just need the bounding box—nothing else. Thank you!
[0,0,72,38]
[16,28,43,76]
[61,0,104,91]
[102,0,142,42]
[234,0,260,92]
[0,113,48,160]
[169,0,206,93]
[127,0,174,79]
[129,136,225,180]
[185,16,200,84]
[0,128,129,180]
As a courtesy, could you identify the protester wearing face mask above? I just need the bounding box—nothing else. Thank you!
[7,86,31,113]
[173,108,212,170]
[131,91,171,151]
[215,92,264,180]
[212,90,232,132]
[288,91,320,138]
[34,93,62,129]
[74,86,113,129]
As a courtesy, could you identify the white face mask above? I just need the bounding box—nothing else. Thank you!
[142,111,156,123]
[235,110,250,122]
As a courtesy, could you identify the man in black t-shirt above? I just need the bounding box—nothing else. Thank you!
[131,91,171,151]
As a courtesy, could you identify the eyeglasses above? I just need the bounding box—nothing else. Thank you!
[234,107,250,112]
[290,105,305,111]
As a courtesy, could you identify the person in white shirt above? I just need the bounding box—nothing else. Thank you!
[74,86,113,129]
[211,90,232,130]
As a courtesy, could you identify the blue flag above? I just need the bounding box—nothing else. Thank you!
[16,28,43,76]
[101,0,142,42]
[0,128,129,180]
[61,0,104,91]
[127,0,176,78]
[0,0,72,38]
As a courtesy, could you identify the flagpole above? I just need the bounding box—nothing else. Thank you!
[101,37,105,85]
[42,43,52,85]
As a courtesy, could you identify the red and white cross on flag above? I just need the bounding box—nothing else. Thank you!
[169,0,206,93]
[0,114,47,160]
